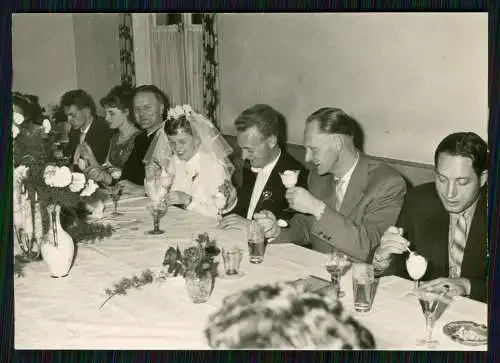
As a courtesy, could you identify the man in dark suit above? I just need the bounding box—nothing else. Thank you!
[255,107,407,262]
[219,104,308,231]
[371,132,488,302]
[118,85,170,194]
[60,89,113,166]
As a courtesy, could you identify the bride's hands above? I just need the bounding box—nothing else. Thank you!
[165,191,192,207]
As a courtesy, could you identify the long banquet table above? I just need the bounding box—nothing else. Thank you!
[15,196,488,350]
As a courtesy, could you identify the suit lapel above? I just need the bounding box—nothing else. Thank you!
[254,152,284,212]
[424,206,450,277]
[461,188,487,276]
[339,154,368,215]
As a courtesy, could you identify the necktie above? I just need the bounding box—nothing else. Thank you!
[449,213,467,278]
[335,178,345,211]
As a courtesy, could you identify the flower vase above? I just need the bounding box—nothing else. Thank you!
[40,204,75,278]
[185,270,213,303]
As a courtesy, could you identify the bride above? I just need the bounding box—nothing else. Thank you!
[144,105,237,219]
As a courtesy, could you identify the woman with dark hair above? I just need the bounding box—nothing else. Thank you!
[78,85,141,186]
[152,105,237,219]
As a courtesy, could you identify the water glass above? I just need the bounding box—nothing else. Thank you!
[247,221,265,264]
[222,247,243,275]
[352,263,376,313]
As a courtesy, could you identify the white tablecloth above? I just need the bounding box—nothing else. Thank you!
[15,197,488,350]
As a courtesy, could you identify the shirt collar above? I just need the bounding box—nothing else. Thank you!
[336,152,360,185]
[451,198,478,222]
[146,121,165,137]
[81,120,93,135]
[251,149,281,174]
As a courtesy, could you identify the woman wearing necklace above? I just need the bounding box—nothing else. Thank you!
[77,85,142,186]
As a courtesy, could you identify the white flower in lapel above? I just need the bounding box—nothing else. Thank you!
[262,190,273,202]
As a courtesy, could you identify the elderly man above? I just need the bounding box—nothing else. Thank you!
[118,85,170,194]
[60,89,113,167]
[256,107,406,262]
[371,132,488,302]
[219,104,308,231]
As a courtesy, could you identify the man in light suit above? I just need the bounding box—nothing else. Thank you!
[255,107,407,262]
[220,104,308,230]
[371,132,487,302]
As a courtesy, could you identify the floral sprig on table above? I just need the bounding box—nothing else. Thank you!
[99,270,154,309]
[99,233,221,309]
[162,233,221,278]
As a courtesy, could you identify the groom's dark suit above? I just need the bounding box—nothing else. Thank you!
[65,117,112,164]
[384,183,487,302]
[232,150,308,221]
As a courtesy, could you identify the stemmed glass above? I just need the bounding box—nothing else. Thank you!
[108,183,123,217]
[279,170,300,212]
[144,174,170,235]
[325,250,352,299]
[414,286,452,348]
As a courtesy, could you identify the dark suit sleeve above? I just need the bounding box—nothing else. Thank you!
[120,139,145,186]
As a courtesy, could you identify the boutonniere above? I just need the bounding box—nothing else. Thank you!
[262,190,273,202]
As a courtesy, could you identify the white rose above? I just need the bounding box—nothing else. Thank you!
[69,172,86,192]
[43,165,58,186]
[42,119,52,134]
[80,179,98,197]
[52,166,72,188]
[12,125,20,139]
[110,169,122,180]
[182,105,193,114]
[13,112,25,125]
[167,108,175,119]
[174,105,184,118]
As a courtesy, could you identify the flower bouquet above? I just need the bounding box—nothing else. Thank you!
[12,92,112,277]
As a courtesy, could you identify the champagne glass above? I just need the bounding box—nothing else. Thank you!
[145,176,169,234]
[414,287,451,348]
[279,170,300,212]
[109,184,123,216]
[213,191,227,222]
[147,201,168,235]
[325,250,352,299]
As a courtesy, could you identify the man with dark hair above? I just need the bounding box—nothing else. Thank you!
[219,104,308,231]
[118,85,170,192]
[60,89,113,166]
[255,107,407,262]
[371,132,488,302]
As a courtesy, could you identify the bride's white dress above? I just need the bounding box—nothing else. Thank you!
[170,149,233,219]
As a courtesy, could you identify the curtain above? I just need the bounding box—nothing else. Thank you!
[119,13,136,87]
[152,25,186,107]
[202,14,220,129]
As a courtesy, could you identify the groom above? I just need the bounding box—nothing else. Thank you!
[118,85,170,194]
[220,104,308,231]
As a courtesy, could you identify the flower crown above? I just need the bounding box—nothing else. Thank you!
[166,104,194,120]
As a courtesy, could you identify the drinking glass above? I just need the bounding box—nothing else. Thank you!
[414,287,451,348]
[213,191,227,223]
[147,201,168,235]
[352,263,376,313]
[279,170,300,212]
[247,220,265,264]
[325,250,352,299]
[221,247,244,277]
[109,184,123,216]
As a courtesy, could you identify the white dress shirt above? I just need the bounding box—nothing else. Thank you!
[79,121,93,144]
[335,152,359,210]
[246,150,281,220]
